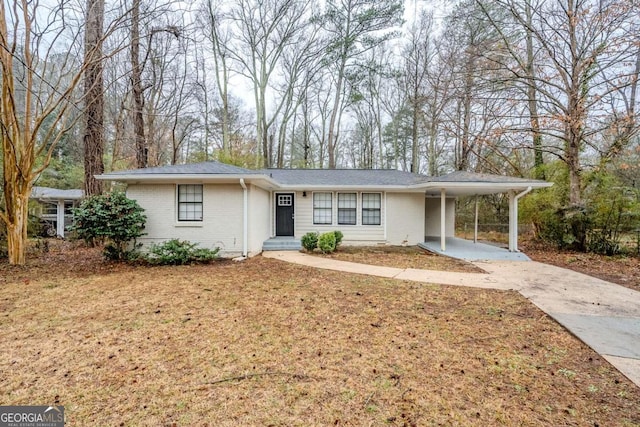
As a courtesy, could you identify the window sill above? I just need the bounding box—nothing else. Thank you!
[175,222,204,227]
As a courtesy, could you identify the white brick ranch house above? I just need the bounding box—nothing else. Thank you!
[97,161,551,258]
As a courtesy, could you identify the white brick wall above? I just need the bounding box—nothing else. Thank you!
[247,184,271,256]
[386,192,425,245]
[127,183,269,257]
[126,183,445,254]
[425,197,456,238]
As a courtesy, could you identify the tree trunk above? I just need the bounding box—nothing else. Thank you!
[428,115,438,176]
[327,65,344,169]
[2,178,30,265]
[411,95,419,173]
[5,203,28,266]
[525,0,544,179]
[83,0,105,196]
[327,32,349,170]
[131,0,147,168]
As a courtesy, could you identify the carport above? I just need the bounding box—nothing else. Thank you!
[30,186,84,237]
[415,171,552,259]
[419,237,531,261]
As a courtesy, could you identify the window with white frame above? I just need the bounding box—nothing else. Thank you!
[177,184,203,221]
[362,193,381,225]
[313,192,332,224]
[337,193,357,225]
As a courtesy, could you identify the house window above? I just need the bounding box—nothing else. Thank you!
[362,193,381,225]
[178,184,203,221]
[338,193,356,225]
[313,192,332,224]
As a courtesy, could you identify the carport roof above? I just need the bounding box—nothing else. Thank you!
[31,186,84,200]
[420,171,551,196]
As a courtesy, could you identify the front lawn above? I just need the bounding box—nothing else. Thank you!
[0,245,638,425]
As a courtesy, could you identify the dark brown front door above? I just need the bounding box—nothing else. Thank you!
[275,193,294,236]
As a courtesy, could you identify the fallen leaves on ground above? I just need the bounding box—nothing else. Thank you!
[521,239,640,292]
[1,242,638,426]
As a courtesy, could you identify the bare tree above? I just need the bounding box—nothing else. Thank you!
[199,0,234,158]
[227,0,309,168]
[403,10,433,173]
[478,0,638,205]
[319,0,403,169]
[0,0,92,264]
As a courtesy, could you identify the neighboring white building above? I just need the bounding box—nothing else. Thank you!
[97,161,551,258]
[30,187,84,238]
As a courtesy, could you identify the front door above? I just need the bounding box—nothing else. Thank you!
[275,193,295,236]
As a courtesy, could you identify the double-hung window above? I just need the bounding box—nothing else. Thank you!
[313,192,332,224]
[337,193,357,225]
[178,184,203,221]
[362,193,381,225]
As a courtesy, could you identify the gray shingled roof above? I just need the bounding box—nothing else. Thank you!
[262,168,430,186]
[98,161,548,189]
[104,161,253,175]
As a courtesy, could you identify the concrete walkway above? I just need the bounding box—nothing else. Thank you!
[420,237,531,261]
[263,251,640,388]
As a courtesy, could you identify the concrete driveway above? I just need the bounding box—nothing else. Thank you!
[263,251,640,388]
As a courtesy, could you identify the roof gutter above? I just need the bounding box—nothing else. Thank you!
[410,181,553,191]
[240,179,248,258]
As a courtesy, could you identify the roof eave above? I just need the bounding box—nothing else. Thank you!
[412,181,552,189]
[274,184,422,192]
[96,173,280,187]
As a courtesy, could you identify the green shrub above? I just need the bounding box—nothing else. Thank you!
[523,167,640,255]
[301,232,319,252]
[333,230,344,247]
[145,239,220,265]
[69,191,146,261]
[318,232,337,254]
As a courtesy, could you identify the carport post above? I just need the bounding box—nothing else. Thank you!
[508,187,532,252]
[56,200,65,238]
[474,196,479,244]
[440,188,446,251]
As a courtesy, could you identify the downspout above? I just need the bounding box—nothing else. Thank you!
[440,188,446,251]
[383,192,387,242]
[509,186,532,252]
[240,179,248,258]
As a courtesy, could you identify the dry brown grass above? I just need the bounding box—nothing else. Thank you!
[1,244,639,426]
[312,245,482,273]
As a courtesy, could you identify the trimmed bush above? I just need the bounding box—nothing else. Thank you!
[69,191,146,261]
[145,239,220,265]
[301,232,319,252]
[333,230,344,247]
[318,232,337,254]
